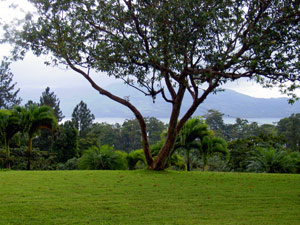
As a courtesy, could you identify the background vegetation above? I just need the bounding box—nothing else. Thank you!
[1,85,300,173]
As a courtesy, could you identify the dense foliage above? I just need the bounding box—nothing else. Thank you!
[1,103,300,173]
[174,117,228,171]
[52,121,79,163]
[277,113,300,152]
[247,147,299,173]
[78,145,128,170]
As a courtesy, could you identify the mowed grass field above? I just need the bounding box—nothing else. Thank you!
[0,170,299,225]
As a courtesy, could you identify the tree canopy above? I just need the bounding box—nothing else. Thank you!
[3,0,300,170]
[277,113,300,152]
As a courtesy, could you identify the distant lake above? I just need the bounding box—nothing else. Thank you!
[222,117,281,125]
[63,117,282,125]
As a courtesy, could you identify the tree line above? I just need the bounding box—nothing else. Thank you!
[0,78,300,173]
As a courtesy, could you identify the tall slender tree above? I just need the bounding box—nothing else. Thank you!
[39,86,64,122]
[72,101,95,138]
[0,60,21,109]
[36,87,64,151]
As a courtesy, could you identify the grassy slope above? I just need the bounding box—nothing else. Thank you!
[0,170,299,225]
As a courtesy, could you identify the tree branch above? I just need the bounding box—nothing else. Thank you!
[64,55,154,166]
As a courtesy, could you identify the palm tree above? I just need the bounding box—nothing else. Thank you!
[20,105,57,170]
[175,117,208,171]
[0,108,22,169]
[174,117,229,171]
[200,136,229,171]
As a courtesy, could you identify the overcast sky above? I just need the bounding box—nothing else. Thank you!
[0,0,293,108]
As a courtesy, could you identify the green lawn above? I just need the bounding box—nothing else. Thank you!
[0,170,299,225]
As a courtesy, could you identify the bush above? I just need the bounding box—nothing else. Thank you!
[207,155,231,172]
[57,157,79,170]
[247,147,298,173]
[114,150,129,170]
[78,145,128,170]
[127,149,146,170]
[168,153,186,171]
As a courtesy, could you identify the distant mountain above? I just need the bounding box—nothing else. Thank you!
[20,82,300,119]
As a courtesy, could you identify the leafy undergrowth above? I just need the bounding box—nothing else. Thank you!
[0,170,299,225]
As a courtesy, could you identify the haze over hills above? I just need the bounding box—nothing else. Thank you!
[20,82,300,119]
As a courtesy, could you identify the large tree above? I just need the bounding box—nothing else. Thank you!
[204,110,227,139]
[277,113,300,152]
[4,0,300,170]
[0,60,21,109]
[52,121,79,163]
[120,118,141,152]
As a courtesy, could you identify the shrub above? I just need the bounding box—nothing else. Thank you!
[247,147,298,173]
[127,149,146,170]
[207,155,231,172]
[168,153,186,170]
[78,145,128,170]
[57,157,79,170]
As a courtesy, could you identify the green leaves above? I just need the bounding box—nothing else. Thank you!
[78,145,128,170]
[175,116,229,170]
[247,147,299,173]
[23,104,58,137]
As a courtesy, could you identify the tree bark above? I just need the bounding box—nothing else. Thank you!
[27,137,32,170]
[151,85,186,170]
[5,140,10,169]
[65,56,217,171]
[186,149,190,171]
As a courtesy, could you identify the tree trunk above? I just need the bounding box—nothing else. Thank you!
[203,155,208,171]
[5,140,10,169]
[151,129,178,170]
[151,86,186,170]
[66,57,217,171]
[27,137,32,170]
[186,149,190,171]
[65,60,154,167]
